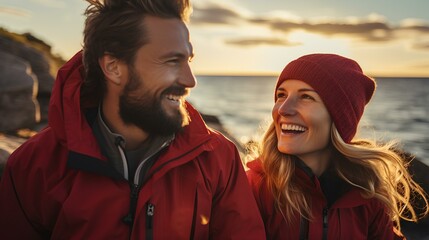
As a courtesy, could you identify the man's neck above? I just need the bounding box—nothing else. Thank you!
[101,102,149,150]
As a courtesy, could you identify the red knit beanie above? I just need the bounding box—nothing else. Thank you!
[275,53,376,143]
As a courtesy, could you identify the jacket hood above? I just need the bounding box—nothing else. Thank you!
[49,51,99,156]
[49,51,215,160]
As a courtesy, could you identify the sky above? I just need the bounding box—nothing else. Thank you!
[1,0,429,77]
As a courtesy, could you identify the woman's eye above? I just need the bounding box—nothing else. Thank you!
[276,92,286,98]
[301,94,315,100]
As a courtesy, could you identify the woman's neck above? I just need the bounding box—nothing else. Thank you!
[296,147,333,177]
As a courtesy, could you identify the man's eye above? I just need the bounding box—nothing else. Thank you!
[166,59,180,64]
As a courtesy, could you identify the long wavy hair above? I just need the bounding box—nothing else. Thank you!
[259,122,428,229]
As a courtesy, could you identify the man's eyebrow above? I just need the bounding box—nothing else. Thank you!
[160,43,194,60]
[160,51,194,60]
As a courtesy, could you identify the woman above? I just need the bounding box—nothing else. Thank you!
[246,53,428,239]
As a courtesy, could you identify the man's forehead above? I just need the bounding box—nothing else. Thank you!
[140,17,193,56]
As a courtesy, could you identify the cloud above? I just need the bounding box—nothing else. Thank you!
[412,41,429,50]
[399,24,429,34]
[0,7,31,17]
[250,17,397,42]
[225,37,301,47]
[250,17,429,45]
[191,3,243,25]
[399,19,429,32]
[190,2,429,48]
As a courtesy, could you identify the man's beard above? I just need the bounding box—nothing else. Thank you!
[119,69,190,136]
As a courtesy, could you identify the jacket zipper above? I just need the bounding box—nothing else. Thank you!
[124,140,209,238]
[322,207,328,240]
[122,142,170,238]
[146,203,155,240]
[123,184,140,227]
[299,216,309,240]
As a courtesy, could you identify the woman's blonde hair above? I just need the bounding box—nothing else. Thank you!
[258,122,428,229]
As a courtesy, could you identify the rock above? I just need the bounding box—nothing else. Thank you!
[0,149,8,177]
[0,51,40,132]
[0,35,54,121]
[401,154,429,239]
[0,35,54,95]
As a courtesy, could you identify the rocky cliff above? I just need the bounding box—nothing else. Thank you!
[0,29,64,174]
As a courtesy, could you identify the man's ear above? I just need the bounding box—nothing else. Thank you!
[99,54,122,85]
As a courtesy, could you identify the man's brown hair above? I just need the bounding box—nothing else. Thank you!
[81,0,192,101]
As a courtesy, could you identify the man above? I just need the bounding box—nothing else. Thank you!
[0,0,265,239]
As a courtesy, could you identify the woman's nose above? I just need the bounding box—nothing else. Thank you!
[277,97,297,116]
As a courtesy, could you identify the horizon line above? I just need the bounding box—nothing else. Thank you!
[195,73,429,79]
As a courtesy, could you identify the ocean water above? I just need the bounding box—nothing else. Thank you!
[188,76,429,165]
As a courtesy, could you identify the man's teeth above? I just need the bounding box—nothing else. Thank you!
[281,124,307,132]
[166,94,181,101]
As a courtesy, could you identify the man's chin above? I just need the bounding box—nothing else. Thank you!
[164,105,189,126]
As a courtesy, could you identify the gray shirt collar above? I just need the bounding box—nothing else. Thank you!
[93,105,174,181]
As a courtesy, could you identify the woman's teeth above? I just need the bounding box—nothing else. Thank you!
[281,124,307,132]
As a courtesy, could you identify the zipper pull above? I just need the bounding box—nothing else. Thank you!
[122,184,140,226]
[322,207,329,240]
[323,208,328,228]
[146,203,155,239]
[147,203,155,217]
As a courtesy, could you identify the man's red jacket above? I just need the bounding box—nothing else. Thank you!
[0,52,265,239]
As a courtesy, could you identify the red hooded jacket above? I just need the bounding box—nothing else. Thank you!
[0,52,265,240]
[246,159,403,240]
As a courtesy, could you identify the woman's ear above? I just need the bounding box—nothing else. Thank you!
[99,54,122,85]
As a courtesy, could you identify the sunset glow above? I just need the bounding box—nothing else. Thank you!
[1,0,428,77]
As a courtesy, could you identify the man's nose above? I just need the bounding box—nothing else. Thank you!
[178,63,197,88]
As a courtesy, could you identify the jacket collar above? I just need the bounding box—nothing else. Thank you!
[247,157,371,208]
[92,105,174,179]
